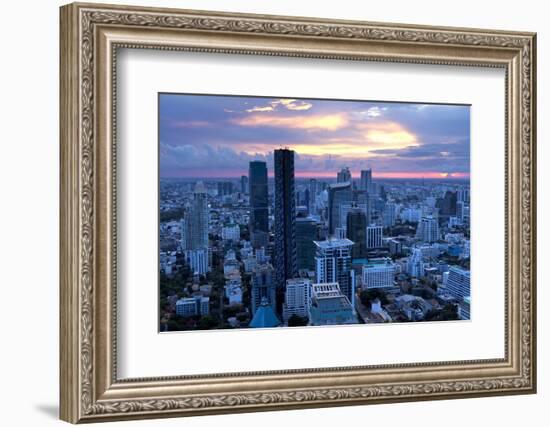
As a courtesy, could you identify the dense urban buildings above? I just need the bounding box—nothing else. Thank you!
[159,94,471,331]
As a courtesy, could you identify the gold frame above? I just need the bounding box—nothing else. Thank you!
[59,2,537,423]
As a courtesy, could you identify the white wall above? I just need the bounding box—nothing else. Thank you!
[0,0,546,426]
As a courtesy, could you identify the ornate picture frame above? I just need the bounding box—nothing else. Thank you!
[60,2,536,423]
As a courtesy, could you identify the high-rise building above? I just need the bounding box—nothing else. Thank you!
[328,182,352,235]
[446,266,471,300]
[184,181,209,250]
[308,178,318,213]
[240,175,249,194]
[456,200,466,221]
[407,247,425,277]
[314,238,355,307]
[366,225,383,249]
[416,216,440,243]
[438,190,457,217]
[251,263,276,316]
[282,278,312,323]
[295,217,318,271]
[274,149,297,289]
[185,248,209,275]
[361,258,395,289]
[360,169,372,191]
[217,181,233,197]
[346,208,367,259]
[337,166,351,183]
[383,202,396,227]
[248,161,269,248]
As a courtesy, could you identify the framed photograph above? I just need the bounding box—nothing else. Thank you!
[60,2,537,423]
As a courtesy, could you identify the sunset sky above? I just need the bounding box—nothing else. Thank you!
[159,94,470,179]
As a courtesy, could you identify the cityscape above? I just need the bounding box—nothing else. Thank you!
[159,94,471,331]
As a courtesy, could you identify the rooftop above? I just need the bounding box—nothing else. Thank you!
[314,238,354,249]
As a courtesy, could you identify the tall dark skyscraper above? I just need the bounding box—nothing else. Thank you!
[296,217,318,271]
[248,161,269,248]
[274,149,297,289]
[346,207,367,259]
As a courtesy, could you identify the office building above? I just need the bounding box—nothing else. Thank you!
[282,278,312,322]
[184,181,209,250]
[175,295,210,317]
[360,169,372,192]
[337,166,352,183]
[240,175,248,194]
[346,208,367,258]
[383,202,396,227]
[221,224,240,241]
[314,238,355,307]
[366,225,383,249]
[362,258,396,289]
[185,248,209,275]
[274,148,298,288]
[295,217,318,271]
[446,266,471,300]
[416,216,440,243]
[407,247,425,278]
[248,161,269,248]
[328,182,352,235]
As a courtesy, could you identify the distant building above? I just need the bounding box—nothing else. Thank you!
[388,238,403,255]
[337,166,352,183]
[221,224,240,241]
[438,190,457,218]
[328,182,352,235]
[309,282,357,326]
[176,296,209,317]
[217,181,233,196]
[274,148,297,289]
[282,278,312,322]
[184,181,209,250]
[383,202,396,227]
[446,266,470,300]
[459,296,471,320]
[360,169,372,192]
[407,248,425,278]
[240,175,248,194]
[416,216,439,243]
[249,161,269,249]
[362,258,396,289]
[251,263,277,316]
[295,217,318,271]
[346,208,367,258]
[185,248,209,275]
[366,225,383,249]
[314,238,355,307]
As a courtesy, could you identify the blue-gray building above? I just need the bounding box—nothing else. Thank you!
[248,161,269,248]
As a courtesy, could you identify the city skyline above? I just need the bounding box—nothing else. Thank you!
[160,94,470,179]
[159,93,471,332]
